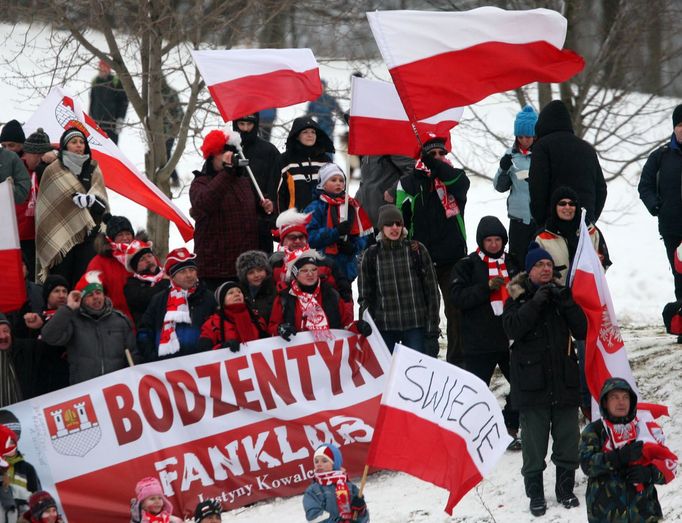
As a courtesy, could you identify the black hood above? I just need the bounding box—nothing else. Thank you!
[476,215,508,255]
[285,116,334,155]
[232,113,260,145]
[535,100,574,138]
[599,377,638,424]
[546,185,582,235]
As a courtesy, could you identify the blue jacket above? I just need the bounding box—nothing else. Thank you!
[493,147,533,224]
[303,480,368,522]
[304,193,370,282]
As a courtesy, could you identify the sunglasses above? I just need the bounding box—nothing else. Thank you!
[384,221,403,227]
[428,150,448,157]
[557,200,577,207]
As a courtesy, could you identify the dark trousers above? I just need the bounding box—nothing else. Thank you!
[435,263,462,366]
[380,327,426,354]
[464,351,519,430]
[509,219,537,268]
[519,406,579,478]
[663,235,682,300]
[20,239,36,282]
[49,236,96,288]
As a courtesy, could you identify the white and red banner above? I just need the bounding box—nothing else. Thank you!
[348,76,464,158]
[366,344,511,515]
[192,49,322,121]
[367,7,585,121]
[4,328,391,521]
[0,179,26,313]
[23,88,194,241]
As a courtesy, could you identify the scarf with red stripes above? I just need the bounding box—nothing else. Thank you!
[141,511,170,523]
[314,470,352,521]
[289,280,332,341]
[133,266,166,286]
[415,158,461,218]
[319,193,373,255]
[477,248,509,316]
[158,282,196,357]
[107,239,130,268]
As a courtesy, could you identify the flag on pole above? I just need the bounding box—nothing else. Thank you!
[367,7,584,121]
[23,88,194,242]
[0,180,26,313]
[192,49,323,121]
[348,76,464,157]
[366,344,511,514]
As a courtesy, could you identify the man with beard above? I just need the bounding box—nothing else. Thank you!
[40,270,137,385]
[123,239,170,329]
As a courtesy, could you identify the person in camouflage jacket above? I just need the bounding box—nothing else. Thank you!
[580,378,670,522]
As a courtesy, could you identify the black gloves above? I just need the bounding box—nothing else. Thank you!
[224,339,241,353]
[607,440,643,468]
[532,285,553,305]
[499,153,513,171]
[626,464,655,484]
[338,240,356,255]
[355,319,373,337]
[277,323,297,342]
[350,495,366,514]
[336,220,351,236]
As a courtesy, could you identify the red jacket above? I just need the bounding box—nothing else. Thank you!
[199,303,266,348]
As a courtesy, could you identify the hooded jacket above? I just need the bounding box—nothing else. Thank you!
[528,100,607,226]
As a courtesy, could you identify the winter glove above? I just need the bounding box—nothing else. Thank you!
[626,464,656,484]
[277,323,297,342]
[606,440,643,468]
[499,153,513,171]
[338,240,356,256]
[532,285,553,305]
[72,192,96,208]
[336,220,351,236]
[355,319,373,337]
[350,495,367,515]
[223,339,241,353]
[489,276,505,291]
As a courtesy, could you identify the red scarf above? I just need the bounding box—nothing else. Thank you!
[141,511,170,523]
[223,303,261,343]
[314,470,352,521]
[319,193,373,255]
[134,266,166,286]
[415,159,461,218]
[476,248,510,316]
[290,280,331,340]
[158,282,196,357]
[108,239,130,268]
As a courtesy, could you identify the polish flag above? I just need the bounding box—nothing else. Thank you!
[192,49,322,121]
[0,180,26,313]
[348,76,464,158]
[23,88,194,242]
[367,7,585,120]
[367,344,511,514]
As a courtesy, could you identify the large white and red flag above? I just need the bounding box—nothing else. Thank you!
[367,344,511,514]
[23,88,194,241]
[192,48,322,121]
[348,76,464,158]
[0,180,26,313]
[367,7,585,121]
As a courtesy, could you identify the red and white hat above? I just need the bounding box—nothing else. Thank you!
[125,239,155,273]
[164,247,197,277]
[285,248,323,282]
[0,424,18,467]
[75,270,104,297]
[273,208,311,243]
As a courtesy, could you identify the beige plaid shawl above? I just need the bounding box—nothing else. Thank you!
[35,160,108,282]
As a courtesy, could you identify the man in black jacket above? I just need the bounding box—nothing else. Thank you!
[123,239,170,329]
[528,100,607,227]
[89,60,128,144]
[638,104,682,309]
[502,244,587,517]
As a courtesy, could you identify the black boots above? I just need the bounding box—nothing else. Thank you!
[556,467,580,509]
[524,474,547,517]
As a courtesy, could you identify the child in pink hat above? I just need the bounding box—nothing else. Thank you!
[130,477,182,523]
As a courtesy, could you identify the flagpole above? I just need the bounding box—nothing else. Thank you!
[410,122,424,151]
[351,464,370,519]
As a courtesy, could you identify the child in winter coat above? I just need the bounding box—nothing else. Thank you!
[235,250,276,323]
[18,490,63,523]
[198,281,268,352]
[303,443,368,522]
[130,477,182,523]
[0,417,40,521]
[304,163,373,282]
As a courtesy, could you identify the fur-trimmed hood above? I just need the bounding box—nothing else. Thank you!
[507,272,529,300]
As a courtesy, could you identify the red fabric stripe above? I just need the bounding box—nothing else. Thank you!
[91,151,194,242]
[390,41,584,120]
[208,68,322,121]
[367,405,482,514]
[348,116,457,157]
[0,249,26,313]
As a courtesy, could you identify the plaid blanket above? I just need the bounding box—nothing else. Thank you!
[35,160,108,281]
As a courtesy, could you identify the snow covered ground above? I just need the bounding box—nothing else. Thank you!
[1,20,681,523]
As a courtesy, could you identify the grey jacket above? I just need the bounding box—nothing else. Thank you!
[41,299,137,384]
[0,148,30,204]
[493,147,533,224]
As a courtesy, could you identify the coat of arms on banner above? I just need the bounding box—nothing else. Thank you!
[43,394,102,457]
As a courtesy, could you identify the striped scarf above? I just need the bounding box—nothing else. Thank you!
[314,470,352,521]
[477,248,509,316]
[319,193,373,255]
[158,282,196,357]
[289,280,332,340]
[415,158,461,218]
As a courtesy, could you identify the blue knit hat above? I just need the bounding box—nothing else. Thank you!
[525,241,554,273]
[514,105,538,137]
[314,443,343,470]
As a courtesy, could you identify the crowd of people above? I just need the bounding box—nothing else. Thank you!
[1,89,681,521]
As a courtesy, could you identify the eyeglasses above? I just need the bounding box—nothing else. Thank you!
[428,150,447,157]
[298,267,318,275]
[557,200,577,207]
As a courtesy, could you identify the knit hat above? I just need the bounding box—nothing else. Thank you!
[23,127,53,154]
[235,113,258,123]
[200,129,228,159]
[673,104,682,128]
[316,162,346,191]
[377,204,403,229]
[28,491,57,519]
[0,424,18,467]
[236,250,271,284]
[314,443,343,470]
[475,216,508,253]
[135,477,174,514]
[104,214,134,241]
[164,247,197,277]
[59,126,88,150]
[274,208,311,243]
[75,270,104,297]
[125,239,155,273]
[194,499,223,521]
[0,410,21,440]
[422,137,448,155]
[286,249,323,282]
[525,242,554,273]
[214,280,241,307]
[0,119,25,144]
[514,105,538,137]
[0,313,10,328]
[42,275,70,304]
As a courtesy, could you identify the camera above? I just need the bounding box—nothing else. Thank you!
[235,158,250,168]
